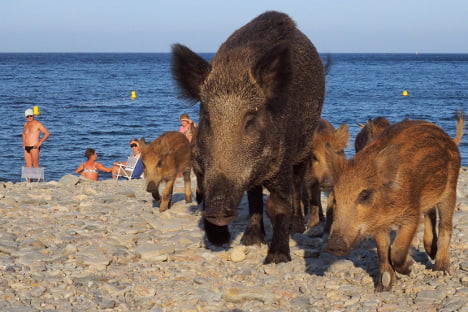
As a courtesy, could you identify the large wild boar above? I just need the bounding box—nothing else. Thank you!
[354,116,391,152]
[327,111,465,291]
[137,132,192,212]
[171,11,325,263]
[302,118,349,232]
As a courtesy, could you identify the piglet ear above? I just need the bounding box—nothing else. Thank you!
[375,144,401,188]
[333,124,349,151]
[171,44,211,103]
[249,42,291,99]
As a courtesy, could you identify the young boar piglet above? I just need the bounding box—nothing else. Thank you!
[302,118,349,234]
[354,116,391,152]
[327,111,464,292]
[137,132,192,212]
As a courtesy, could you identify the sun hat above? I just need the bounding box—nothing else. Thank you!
[24,108,34,117]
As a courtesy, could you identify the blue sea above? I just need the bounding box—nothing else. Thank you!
[0,53,467,182]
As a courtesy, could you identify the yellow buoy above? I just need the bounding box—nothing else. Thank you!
[33,106,40,115]
[402,90,409,96]
[131,91,137,99]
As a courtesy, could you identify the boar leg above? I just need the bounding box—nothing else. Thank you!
[241,185,266,245]
[307,182,323,228]
[264,189,291,264]
[390,218,418,275]
[291,162,307,233]
[183,170,193,203]
[323,190,335,234]
[423,208,438,259]
[433,195,455,273]
[159,178,175,212]
[375,231,396,292]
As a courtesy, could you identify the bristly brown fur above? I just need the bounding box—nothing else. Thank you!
[137,132,192,212]
[171,11,325,264]
[328,113,464,292]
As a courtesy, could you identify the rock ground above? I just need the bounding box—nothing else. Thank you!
[0,168,467,311]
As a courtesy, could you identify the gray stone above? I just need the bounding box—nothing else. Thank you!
[58,174,80,187]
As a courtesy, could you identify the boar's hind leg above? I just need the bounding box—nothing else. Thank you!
[291,163,307,233]
[183,170,193,203]
[241,185,266,245]
[159,179,176,212]
[264,190,291,264]
[375,231,396,292]
[391,217,418,275]
[423,208,438,259]
[306,182,323,228]
[433,195,455,273]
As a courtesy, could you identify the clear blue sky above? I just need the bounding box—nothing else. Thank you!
[1,0,467,53]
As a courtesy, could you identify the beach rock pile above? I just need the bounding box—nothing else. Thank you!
[0,169,467,311]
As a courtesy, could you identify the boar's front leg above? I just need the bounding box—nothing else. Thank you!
[306,181,323,228]
[264,185,291,264]
[374,231,396,292]
[241,185,266,245]
[391,217,418,275]
[159,178,175,212]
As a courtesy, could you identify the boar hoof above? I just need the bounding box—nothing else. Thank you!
[241,226,266,246]
[433,260,451,274]
[152,192,161,202]
[376,271,393,292]
[393,257,413,275]
[290,216,306,234]
[264,252,291,264]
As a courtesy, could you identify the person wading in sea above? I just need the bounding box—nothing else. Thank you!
[22,108,50,168]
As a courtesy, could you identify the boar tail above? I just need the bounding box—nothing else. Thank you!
[453,110,465,145]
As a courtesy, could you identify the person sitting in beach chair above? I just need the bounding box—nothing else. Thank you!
[112,139,144,180]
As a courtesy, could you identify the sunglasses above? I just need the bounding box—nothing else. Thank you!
[130,143,138,147]
[26,115,33,118]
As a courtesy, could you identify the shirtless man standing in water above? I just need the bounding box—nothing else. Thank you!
[22,108,50,168]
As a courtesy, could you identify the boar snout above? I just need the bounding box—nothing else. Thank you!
[203,202,238,226]
[146,180,159,193]
[320,177,334,192]
[327,234,351,256]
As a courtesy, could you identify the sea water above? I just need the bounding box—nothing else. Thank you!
[0,53,466,182]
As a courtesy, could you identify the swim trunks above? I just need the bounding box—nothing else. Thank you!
[24,146,40,153]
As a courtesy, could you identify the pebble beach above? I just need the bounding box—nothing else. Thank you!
[0,169,467,312]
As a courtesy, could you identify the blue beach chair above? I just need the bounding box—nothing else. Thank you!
[116,156,144,180]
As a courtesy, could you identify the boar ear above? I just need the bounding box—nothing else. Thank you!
[249,42,291,99]
[171,44,211,102]
[375,144,401,188]
[138,138,147,153]
[333,124,349,150]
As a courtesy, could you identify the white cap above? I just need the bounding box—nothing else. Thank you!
[24,108,34,117]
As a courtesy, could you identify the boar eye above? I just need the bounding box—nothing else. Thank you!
[311,153,318,162]
[244,114,257,133]
[358,189,373,204]
[156,160,163,168]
